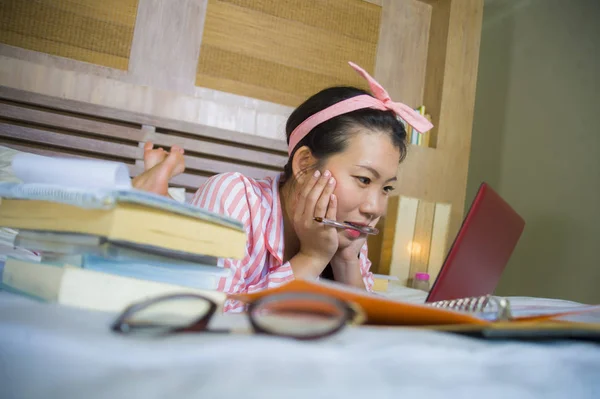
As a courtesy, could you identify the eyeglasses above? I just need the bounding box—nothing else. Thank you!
[110,292,365,340]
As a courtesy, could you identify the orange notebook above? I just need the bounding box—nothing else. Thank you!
[231,279,600,330]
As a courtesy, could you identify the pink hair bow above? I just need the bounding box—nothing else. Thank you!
[287,61,434,155]
[348,61,433,134]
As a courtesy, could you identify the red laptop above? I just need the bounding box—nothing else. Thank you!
[425,182,525,303]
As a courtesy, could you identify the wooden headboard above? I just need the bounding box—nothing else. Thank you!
[0,86,288,201]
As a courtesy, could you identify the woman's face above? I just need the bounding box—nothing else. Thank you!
[322,130,400,247]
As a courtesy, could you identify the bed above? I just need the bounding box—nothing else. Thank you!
[1,288,599,399]
[0,87,599,399]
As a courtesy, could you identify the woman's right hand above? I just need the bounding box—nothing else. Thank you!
[292,169,339,265]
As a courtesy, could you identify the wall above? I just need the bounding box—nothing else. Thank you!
[0,0,295,141]
[467,0,600,303]
[0,0,485,280]
[0,0,385,140]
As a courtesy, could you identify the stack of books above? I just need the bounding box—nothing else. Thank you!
[0,227,40,264]
[0,153,246,311]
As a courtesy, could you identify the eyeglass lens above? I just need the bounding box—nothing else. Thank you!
[118,296,213,334]
[250,295,348,339]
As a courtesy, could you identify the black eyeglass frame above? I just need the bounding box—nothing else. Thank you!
[110,291,365,340]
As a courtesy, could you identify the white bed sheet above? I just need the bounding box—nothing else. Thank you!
[1,289,599,399]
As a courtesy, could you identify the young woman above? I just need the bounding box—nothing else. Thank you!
[134,62,432,312]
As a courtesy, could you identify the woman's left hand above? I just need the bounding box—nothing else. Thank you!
[330,235,368,289]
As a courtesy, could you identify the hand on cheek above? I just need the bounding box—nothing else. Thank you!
[292,169,339,264]
[335,232,366,261]
[330,234,367,289]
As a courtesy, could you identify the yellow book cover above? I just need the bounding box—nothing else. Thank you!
[0,153,247,259]
[0,198,246,259]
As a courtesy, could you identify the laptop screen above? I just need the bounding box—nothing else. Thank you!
[425,182,525,303]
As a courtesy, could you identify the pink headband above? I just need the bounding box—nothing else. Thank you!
[287,61,434,155]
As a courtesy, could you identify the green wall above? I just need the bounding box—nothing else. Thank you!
[467,0,600,304]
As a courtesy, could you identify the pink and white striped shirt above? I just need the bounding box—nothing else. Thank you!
[190,172,374,312]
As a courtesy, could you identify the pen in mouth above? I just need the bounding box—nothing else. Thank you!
[313,217,379,235]
[344,221,379,235]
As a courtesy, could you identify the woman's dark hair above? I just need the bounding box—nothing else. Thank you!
[282,86,408,182]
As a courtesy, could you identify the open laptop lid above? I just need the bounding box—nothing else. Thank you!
[425,182,525,303]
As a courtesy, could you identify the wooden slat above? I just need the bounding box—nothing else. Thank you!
[151,131,287,168]
[162,173,208,191]
[0,101,287,169]
[0,86,288,152]
[181,155,280,178]
[2,139,278,189]
[0,85,287,199]
[0,123,140,160]
[156,166,277,191]
[0,142,92,161]
[0,102,146,142]
[0,122,280,185]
